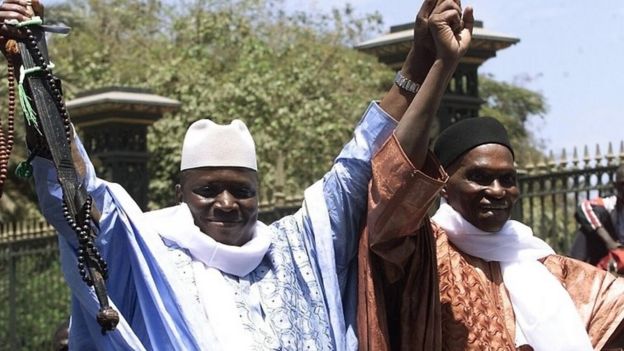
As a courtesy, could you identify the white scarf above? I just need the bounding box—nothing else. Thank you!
[145,203,272,349]
[432,203,593,351]
[152,203,271,277]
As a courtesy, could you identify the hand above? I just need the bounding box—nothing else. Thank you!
[428,0,473,63]
[0,0,43,45]
[400,0,438,82]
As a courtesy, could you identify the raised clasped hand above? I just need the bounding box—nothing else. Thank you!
[428,0,474,63]
[0,0,42,36]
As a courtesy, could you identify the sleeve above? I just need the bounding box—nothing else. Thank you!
[316,101,399,281]
[356,134,446,351]
[296,101,398,351]
[543,255,624,350]
[30,137,208,350]
[576,198,608,231]
[366,134,447,282]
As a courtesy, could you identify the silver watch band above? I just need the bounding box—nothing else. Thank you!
[394,71,421,94]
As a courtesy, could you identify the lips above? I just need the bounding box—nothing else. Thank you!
[480,203,508,211]
[206,218,242,224]
[204,214,243,225]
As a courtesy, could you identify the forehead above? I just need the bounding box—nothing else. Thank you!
[452,143,515,173]
[181,167,258,185]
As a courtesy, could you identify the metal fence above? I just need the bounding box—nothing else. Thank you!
[516,142,624,254]
[0,221,69,351]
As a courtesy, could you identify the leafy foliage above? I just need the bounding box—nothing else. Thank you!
[0,1,550,215]
[44,0,390,208]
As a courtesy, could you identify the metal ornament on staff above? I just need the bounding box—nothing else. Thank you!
[0,12,119,333]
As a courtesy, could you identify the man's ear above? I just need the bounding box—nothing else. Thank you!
[175,184,183,203]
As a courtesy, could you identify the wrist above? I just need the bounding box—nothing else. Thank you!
[431,58,459,74]
[400,48,435,86]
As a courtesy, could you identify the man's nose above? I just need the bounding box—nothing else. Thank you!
[485,179,506,198]
[214,191,238,211]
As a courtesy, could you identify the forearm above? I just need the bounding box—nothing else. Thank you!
[379,48,434,121]
[395,58,457,169]
[596,227,620,249]
[312,102,397,278]
[368,136,446,244]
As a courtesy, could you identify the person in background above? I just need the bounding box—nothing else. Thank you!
[570,164,624,266]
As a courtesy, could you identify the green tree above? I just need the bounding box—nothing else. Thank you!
[479,73,549,165]
[43,0,389,208]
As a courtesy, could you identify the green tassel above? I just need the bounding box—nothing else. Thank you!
[15,161,33,178]
[18,65,43,135]
[18,83,41,134]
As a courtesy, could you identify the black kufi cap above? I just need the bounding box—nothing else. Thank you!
[433,117,514,168]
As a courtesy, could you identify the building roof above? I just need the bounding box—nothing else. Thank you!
[66,87,181,126]
[355,21,519,65]
[67,88,181,111]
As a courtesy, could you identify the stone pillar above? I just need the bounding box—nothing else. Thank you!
[66,87,181,210]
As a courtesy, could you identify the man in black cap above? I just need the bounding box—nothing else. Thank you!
[359,116,624,350]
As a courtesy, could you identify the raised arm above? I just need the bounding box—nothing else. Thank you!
[378,0,438,121]
[395,0,474,169]
[312,0,457,280]
[358,3,474,349]
[368,0,474,248]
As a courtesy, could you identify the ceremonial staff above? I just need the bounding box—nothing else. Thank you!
[0,4,119,333]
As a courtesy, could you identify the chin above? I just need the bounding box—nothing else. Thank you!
[477,219,507,233]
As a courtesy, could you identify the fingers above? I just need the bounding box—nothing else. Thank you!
[462,6,474,34]
[419,0,437,17]
[431,10,462,35]
[432,0,461,14]
[0,0,36,42]
[456,6,474,53]
[32,0,44,18]
[432,0,475,35]
[430,0,462,30]
[0,4,31,22]
[431,0,461,20]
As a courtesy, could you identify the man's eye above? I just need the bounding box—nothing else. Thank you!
[468,172,489,184]
[231,188,256,199]
[500,174,517,187]
[195,187,220,198]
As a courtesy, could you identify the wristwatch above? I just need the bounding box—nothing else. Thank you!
[394,71,421,94]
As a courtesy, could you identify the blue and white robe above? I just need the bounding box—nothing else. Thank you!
[33,102,396,350]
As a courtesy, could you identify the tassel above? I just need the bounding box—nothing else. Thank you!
[18,65,42,135]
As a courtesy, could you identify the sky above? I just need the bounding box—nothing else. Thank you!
[290,0,624,159]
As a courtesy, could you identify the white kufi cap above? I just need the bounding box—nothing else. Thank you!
[180,119,257,171]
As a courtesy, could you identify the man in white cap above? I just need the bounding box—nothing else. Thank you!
[2,0,460,349]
